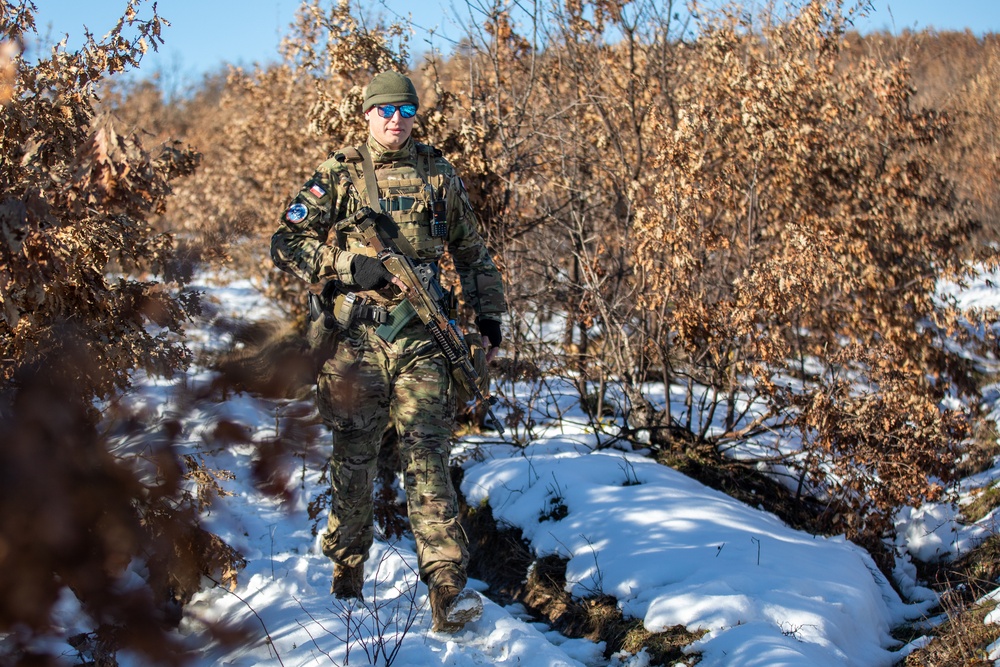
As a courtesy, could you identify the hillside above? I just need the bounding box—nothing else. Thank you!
[70,272,999,666]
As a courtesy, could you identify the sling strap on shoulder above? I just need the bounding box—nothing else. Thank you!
[355,144,421,258]
[356,144,384,214]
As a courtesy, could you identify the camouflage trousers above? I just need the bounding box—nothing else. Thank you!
[315,319,468,590]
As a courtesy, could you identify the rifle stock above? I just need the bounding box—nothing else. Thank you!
[355,209,505,435]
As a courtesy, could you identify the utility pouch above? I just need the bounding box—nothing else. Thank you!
[332,291,359,329]
[318,285,389,331]
[308,282,370,328]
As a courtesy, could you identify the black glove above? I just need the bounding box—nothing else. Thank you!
[351,255,393,291]
[477,318,502,349]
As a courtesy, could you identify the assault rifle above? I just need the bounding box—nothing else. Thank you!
[354,207,505,435]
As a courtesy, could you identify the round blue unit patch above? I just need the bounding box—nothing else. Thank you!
[285,203,308,223]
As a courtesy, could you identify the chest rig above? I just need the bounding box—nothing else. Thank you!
[320,142,452,342]
[334,142,448,263]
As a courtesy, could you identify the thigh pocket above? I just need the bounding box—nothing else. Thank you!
[316,332,385,432]
[317,368,359,430]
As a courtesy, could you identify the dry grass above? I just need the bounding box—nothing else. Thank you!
[901,595,1000,665]
[904,610,999,666]
[964,485,1000,526]
[899,537,1000,665]
[956,417,1000,482]
[900,416,1000,664]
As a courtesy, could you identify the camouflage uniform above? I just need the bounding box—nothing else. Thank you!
[271,133,506,592]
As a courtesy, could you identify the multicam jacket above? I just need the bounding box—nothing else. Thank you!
[271,136,506,327]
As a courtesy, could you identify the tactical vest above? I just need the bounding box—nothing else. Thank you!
[313,141,452,340]
[333,142,449,264]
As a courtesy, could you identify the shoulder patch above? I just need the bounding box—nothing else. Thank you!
[285,202,309,224]
[308,182,327,198]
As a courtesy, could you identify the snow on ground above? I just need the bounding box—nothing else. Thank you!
[460,437,933,667]
[90,273,1000,666]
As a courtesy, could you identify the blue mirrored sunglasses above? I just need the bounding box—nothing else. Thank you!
[375,103,417,119]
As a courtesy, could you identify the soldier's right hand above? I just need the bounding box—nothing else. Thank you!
[351,255,394,290]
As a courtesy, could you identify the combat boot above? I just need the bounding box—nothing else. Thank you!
[429,585,483,633]
[332,563,364,600]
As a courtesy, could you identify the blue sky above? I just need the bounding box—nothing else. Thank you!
[25,0,1000,86]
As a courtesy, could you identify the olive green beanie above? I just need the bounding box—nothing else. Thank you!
[362,71,419,112]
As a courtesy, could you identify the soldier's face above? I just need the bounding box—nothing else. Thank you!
[365,103,415,149]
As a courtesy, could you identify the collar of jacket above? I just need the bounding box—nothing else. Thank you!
[367,135,414,163]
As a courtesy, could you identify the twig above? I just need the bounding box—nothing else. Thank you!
[269,523,277,579]
[206,575,285,666]
[294,616,336,663]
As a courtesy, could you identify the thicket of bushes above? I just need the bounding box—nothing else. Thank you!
[143,0,1000,557]
[1,2,241,663]
[3,0,1000,662]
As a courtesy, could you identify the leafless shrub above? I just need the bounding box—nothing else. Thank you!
[295,545,422,666]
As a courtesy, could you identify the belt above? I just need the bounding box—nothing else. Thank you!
[337,291,389,325]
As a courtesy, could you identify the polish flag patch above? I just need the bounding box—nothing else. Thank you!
[309,183,327,198]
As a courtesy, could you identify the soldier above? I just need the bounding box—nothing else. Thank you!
[270,70,506,633]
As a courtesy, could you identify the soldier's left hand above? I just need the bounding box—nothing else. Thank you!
[477,319,502,362]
